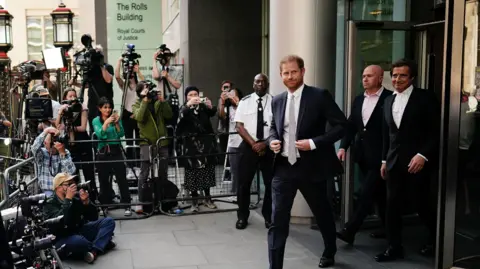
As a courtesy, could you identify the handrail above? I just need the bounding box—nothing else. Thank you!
[0,157,35,209]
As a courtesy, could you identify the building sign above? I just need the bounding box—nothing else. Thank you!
[106,0,162,107]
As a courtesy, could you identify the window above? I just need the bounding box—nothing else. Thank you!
[26,16,80,61]
[168,0,179,23]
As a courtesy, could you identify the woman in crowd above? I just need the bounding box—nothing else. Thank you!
[115,57,144,178]
[55,88,98,201]
[176,86,218,212]
[92,97,132,216]
[218,87,243,199]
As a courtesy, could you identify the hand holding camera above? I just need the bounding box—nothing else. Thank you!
[66,184,77,200]
[44,126,59,136]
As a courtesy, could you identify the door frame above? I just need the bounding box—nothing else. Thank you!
[342,19,446,227]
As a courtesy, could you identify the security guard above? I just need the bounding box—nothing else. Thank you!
[234,73,274,230]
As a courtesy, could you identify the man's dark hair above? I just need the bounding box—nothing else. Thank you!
[390,58,418,78]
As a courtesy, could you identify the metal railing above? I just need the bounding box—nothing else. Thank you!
[0,157,37,209]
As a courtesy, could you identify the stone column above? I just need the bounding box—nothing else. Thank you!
[269,0,337,224]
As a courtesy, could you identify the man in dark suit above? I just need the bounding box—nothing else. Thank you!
[268,55,347,269]
[336,65,391,244]
[375,59,440,262]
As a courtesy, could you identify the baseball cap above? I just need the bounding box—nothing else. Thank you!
[53,173,77,189]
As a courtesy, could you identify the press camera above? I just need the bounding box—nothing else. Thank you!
[17,61,45,82]
[73,34,104,72]
[142,80,160,99]
[122,44,141,80]
[156,44,173,66]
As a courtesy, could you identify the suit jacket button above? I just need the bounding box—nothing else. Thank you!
[363,128,367,131]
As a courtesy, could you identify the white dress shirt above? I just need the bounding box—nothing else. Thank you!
[281,84,316,158]
[392,85,414,128]
[362,87,384,126]
[382,85,427,163]
[234,92,273,142]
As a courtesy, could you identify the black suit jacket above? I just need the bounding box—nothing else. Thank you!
[340,89,392,169]
[268,85,347,179]
[382,87,440,171]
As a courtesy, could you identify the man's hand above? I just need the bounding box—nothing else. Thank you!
[270,140,282,154]
[337,149,346,161]
[79,189,89,205]
[44,127,59,136]
[54,142,66,155]
[205,98,213,109]
[295,140,311,151]
[380,163,387,180]
[66,184,77,200]
[161,70,168,78]
[153,51,160,60]
[187,97,201,107]
[252,142,267,155]
[408,155,426,174]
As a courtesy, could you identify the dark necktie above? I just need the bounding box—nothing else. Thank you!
[257,97,264,140]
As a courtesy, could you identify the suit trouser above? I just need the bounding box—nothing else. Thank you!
[345,164,386,234]
[236,142,273,222]
[268,157,336,269]
[386,164,436,248]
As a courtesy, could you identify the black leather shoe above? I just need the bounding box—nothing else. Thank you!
[318,256,335,268]
[419,244,434,257]
[235,219,248,230]
[370,231,386,239]
[336,229,354,245]
[265,221,272,229]
[375,246,404,262]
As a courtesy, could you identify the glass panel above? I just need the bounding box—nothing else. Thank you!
[44,16,54,49]
[351,0,408,21]
[73,17,81,49]
[26,17,43,59]
[0,20,6,43]
[454,1,480,267]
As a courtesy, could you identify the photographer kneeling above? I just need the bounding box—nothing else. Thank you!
[55,88,98,201]
[132,81,172,213]
[43,173,116,264]
[31,127,76,197]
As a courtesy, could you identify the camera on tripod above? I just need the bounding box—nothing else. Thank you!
[17,61,45,82]
[74,34,103,72]
[156,44,173,66]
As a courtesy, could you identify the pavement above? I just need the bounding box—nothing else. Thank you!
[63,205,434,269]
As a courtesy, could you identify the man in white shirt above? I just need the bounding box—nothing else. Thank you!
[376,59,440,262]
[234,73,274,230]
[268,55,347,268]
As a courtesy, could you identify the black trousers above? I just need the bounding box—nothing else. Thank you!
[236,142,273,222]
[345,164,386,234]
[97,145,131,205]
[385,164,436,248]
[70,132,98,201]
[122,110,140,165]
[268,157,336,269]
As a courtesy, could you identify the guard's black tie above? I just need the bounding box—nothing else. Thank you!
[257,98,264,140]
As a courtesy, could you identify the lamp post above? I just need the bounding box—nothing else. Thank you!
[0,5,12,177]
[51,2,74,100]
[0,5,13,63]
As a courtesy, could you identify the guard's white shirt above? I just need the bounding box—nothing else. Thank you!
[234,92,273,142]
[281,84,316,158]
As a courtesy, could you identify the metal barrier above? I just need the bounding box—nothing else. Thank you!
[0,157,38,209]
[69,138,155,220]
[155,132,262,216]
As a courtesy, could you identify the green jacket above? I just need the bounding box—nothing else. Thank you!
[43,194,98,238]
[132,99,173,146]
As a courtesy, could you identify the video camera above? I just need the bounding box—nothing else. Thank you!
[73,34,104,73]
[17,61,46,82]
[60,99,82,123]
[51,133,69,146]
[156,44,173,66]
[121,43,141,79]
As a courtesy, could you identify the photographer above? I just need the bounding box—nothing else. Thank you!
[115,57,144,178]
[43,173,116,264]
[132,81,172,213]
[70,43,114,133]
[55,88,98,201]
[176,86,217,212]
[92,97,132,216]
[31,127,76,196]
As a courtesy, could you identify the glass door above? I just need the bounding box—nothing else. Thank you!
[342,21,413,226]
